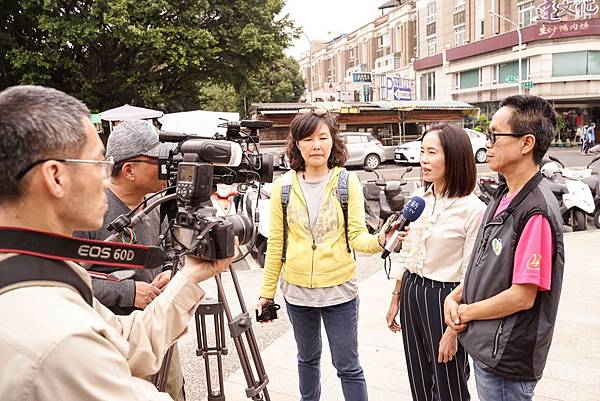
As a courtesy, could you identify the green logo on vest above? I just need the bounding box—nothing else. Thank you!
[492,238,503,256]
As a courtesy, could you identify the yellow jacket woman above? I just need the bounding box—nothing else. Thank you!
[260,166,382,298]
[256,110,389,401]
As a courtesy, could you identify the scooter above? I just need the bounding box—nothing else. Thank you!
[363,166,412,234]
[475,175,502,205]
[237,182,272,268]
[542,156,595,231]
[581,155,600,229]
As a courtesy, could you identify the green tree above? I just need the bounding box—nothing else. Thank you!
[198,56,305,116]
[0,0,296,112]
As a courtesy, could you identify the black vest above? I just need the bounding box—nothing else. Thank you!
[460,172,565,381]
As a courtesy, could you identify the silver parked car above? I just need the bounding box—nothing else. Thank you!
[279,132,386,169]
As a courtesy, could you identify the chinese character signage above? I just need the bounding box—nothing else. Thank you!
[352,72,372,83]
[538,19,591,37]
[536,0,599,22]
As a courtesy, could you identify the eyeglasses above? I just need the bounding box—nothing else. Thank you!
[298,108,328,116]
[485,132,528,145]
[16,156,115,180]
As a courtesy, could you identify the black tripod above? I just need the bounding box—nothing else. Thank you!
[194,265,271,401]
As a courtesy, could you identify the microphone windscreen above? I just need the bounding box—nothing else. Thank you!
[402,196,426,222]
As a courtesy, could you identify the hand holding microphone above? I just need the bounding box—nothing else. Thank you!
[381,196,426,259]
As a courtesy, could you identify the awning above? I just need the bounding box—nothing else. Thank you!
[373,100,480,116]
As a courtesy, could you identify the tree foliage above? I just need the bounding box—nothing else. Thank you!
[0,0,301,112]
[198,56,305,115]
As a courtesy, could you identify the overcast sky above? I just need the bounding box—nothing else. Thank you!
[281,0,383,59]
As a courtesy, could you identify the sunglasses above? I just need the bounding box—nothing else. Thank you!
[298,108,328,116]
[485,132,528,144]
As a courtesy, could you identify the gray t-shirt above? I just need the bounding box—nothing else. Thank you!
[281,170,357,307]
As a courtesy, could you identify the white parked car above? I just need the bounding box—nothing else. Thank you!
[280,131,386,169]
[394,128,488,164]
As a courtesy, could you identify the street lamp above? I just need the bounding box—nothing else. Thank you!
[489,9,523,95]
[302,31,314,103]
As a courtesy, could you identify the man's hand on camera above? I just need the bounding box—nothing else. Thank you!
[256,297,275,323]
[181,255,233,284]
[134,281,162,309]
[151,271,171,290]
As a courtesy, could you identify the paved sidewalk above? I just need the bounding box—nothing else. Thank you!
[196,230,600,401]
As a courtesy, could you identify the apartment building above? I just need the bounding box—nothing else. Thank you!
[299,0,600,123]
[414,0,600,121]
[298,0,417,103]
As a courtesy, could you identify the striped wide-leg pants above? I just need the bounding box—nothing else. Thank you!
[399,271,470,401]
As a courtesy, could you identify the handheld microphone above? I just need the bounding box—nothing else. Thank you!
[381,196,426,259]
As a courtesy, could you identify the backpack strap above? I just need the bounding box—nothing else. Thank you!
[0,254,93,306]
[336,168,351,254]
[279,171,294,263]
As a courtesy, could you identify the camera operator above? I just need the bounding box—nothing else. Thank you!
[74,119,185,400]
[0,85,232,401]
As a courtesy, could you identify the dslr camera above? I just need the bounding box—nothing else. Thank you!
[159,120,274,260]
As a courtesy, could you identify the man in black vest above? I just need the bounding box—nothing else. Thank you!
[444,95,565,401]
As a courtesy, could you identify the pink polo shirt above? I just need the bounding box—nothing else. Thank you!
[494,193,553,291]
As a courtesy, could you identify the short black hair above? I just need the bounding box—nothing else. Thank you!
[285,111,347,171]
[422,123,477,198]
[0,85,90,203]
[499,95,556,165]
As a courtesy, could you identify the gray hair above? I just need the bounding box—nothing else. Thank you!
[0,85,90,203]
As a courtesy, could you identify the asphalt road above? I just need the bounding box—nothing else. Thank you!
[271,146,600,183]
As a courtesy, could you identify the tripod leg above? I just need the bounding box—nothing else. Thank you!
[195,298,227,401]
[215,270,271,401]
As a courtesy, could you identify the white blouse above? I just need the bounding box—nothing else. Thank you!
[390,186,486,283]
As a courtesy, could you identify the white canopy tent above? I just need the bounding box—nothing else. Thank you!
[158,110,239,137]
[100,104,164,133]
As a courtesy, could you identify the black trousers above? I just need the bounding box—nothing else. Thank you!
[399,271,470,401]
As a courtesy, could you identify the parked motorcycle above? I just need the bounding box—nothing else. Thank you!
[238,182,271,268]
[363,166,412,234]
[475,175,502,205]
[581,155,600,229]
[541,156,595,231]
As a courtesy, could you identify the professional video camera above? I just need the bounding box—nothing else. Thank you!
[158,120,274,261]
[101,119,276,400]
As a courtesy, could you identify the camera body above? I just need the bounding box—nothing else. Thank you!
[163,120,274,260]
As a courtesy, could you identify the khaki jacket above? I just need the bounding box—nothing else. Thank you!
[0,254,204,401]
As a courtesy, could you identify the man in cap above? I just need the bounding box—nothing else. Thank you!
[75,119,186,399]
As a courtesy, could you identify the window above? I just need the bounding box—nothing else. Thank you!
[427,36,436,56]
[377,33,390,48]
[460,69,480,89]
[518,1,535,28]
[426,22,436,36]
[494,59,529,84]
[361,43,367,63]
[455,25,466,46]
[553,51,600,76]
[426,2,436,23]
[454,0,465,12]
[345,135,362,144]
[420,72,435,100]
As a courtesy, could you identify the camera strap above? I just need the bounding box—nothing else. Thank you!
[0,254,93,306]
[0,227,168,270]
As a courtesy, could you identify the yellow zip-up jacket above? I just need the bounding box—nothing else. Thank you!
[260,167,383,299]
